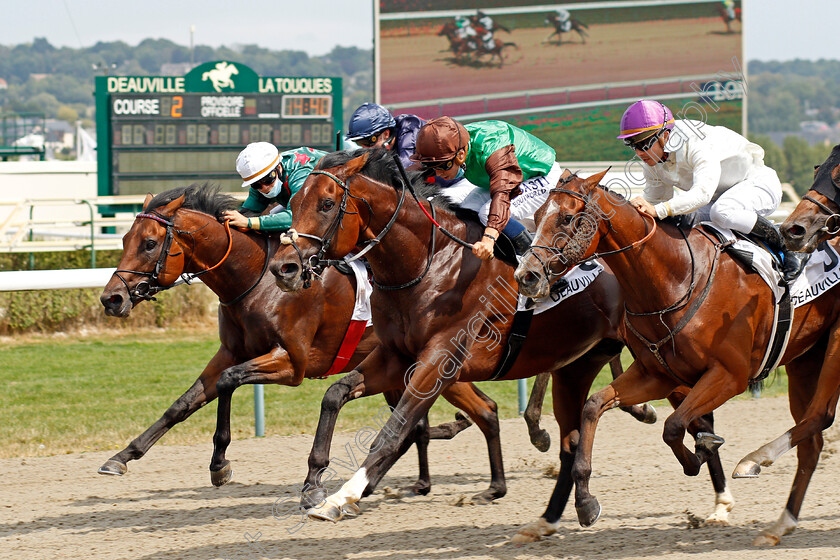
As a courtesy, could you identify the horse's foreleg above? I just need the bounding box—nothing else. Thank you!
[667,389,733,524]
[307,348,456,522]
[210,347,303,487]
[524,372,551,452]
[735,342,840,479]
[750,354,833,546]
[381,389,434,498]
[301,370,366,508]
[514,344,614,543]
[573,363,676,527]
[441,382,506,504]
[662,364,742,478]
[98,346,235,476]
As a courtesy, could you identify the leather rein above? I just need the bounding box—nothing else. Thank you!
[112,211,270,306]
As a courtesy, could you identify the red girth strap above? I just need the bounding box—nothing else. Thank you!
[316,320,368,379]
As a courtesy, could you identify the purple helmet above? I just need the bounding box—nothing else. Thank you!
[617,100,675,140]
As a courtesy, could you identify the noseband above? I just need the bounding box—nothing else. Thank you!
[113,211,234,304]
[802,194,840,235]
[525,180,657,280]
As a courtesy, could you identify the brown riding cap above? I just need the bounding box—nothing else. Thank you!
[410,116,469,163]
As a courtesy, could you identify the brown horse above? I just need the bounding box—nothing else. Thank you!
[98,184,505,502]
[516,169,840,545]
[781,145,840,252]
[717,5,742,33]
[545,14,589,45]
[268,149,730,536]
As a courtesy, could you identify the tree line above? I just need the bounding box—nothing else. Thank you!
[0,37,373,126]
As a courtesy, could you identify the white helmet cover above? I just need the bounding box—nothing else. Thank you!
[236,142,280,188]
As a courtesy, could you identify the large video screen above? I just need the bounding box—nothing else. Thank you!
[376,0,743,159]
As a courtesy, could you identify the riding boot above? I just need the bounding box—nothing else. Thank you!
[749,216,807,285]
[510,229,534,257]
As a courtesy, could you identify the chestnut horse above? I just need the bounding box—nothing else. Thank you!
[268,149,729,536]
[515,169,840,546]
[781,145,840,252]
[98,184,505,501]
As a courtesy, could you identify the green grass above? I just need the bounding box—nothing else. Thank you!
[0,328,787,458]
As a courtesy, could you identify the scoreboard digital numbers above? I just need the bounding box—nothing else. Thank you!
[95,62,342,197]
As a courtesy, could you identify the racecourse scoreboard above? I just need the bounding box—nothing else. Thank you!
[95,62,342,197]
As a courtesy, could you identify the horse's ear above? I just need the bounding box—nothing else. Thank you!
[814,165,821,179]
[832,164,840,186]
[581,168,610,194]
[337,152,370,179]
[158,194,186,216]
[142,193,154,211]
[558,168,572,183]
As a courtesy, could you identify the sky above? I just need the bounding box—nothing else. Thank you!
[0,0,836,61]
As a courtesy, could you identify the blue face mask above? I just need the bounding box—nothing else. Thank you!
[454,166,465,180]
[263,178,282,198]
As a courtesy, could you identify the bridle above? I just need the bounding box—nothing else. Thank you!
[112,210,246,304]
[524,178,657,281]
[802,193,840,235]
[283,155,474,291]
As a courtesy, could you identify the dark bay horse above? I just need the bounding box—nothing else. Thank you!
[98,184,505,501]
[781,145,840,252]
[545,14,589,45]
[516,169,840,546]
[268,149,728,538]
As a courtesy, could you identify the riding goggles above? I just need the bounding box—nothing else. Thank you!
[355,134,378,148]
[424,158,457,171]
[252,169,278,188]
[624,129,665,152]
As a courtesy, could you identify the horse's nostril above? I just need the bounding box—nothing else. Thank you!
[280,262,299,276]
[786,225,805,238]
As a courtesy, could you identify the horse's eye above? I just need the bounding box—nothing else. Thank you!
[559,214,573,226]
[144,239,157,251]
[320,199,335,211]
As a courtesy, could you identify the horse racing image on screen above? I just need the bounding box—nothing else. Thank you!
[376,0,744,160]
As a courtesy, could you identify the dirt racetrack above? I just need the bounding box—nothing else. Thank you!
[381,17,742,108]
[2,395,839,559]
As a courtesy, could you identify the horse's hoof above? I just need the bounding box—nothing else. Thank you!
[695,432,725,454]
[300,487,327,509]
[732,460,761,478]
[510,518,557,545]
[753,533,780,546]
[576,496,602,527]
[308,503,344,523]
[98,460,127,476]
[210,462,233,487]
[530,430,551,453]
[401,481,431,497]
[341,503,361,518]
[471,487,504,505]
[640,403,657,424]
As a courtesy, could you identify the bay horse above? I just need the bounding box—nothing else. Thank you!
[515,169,840,546]
[717,5,742,33]
[98,184,506,502]
[545,14,589,45]
[781,145,840,252]
[268,149,730,535]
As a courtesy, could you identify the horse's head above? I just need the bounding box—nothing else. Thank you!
[781,149,840,252]
[270,151,372,292]
[515,169,610,298]
[101,193,189,316]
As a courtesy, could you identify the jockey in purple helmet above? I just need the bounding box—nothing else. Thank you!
[620,99,805,284]
[346,103,425,169]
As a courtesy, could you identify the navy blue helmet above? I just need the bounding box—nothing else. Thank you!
[346,103,396,140]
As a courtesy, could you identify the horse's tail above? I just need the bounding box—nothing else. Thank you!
[504,42,519,50]
[496,24,511,33]
[573,18,589,29]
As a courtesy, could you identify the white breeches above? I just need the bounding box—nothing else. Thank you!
[702,166,782,233]
[442,162,562,231]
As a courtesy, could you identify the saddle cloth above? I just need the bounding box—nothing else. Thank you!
[516,260,605,315]
[701,222,840,308]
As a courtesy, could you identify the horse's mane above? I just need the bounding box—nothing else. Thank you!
[145,183,241,218]
[317,148,456,212]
